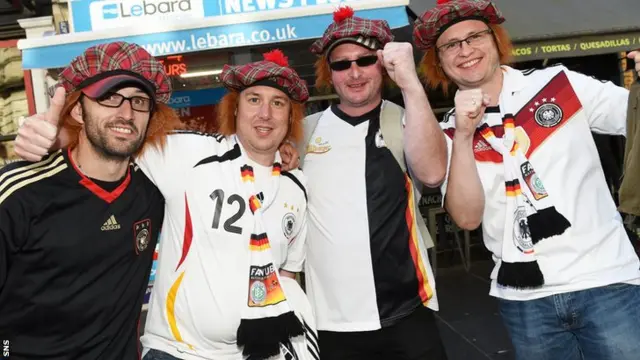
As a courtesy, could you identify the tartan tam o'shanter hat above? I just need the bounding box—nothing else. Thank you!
[413,0,505,51]
[50,41,172,104]
[310,5,394,56]
[221,49,309,103]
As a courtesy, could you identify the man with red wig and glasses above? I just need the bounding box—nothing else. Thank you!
[2,41,176,359]
[297,5,448,360]
[414,1,640,359]
[14,49,318,360]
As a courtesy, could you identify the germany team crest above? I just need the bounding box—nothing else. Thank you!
[248,264,286,307]
[133,219,152,254]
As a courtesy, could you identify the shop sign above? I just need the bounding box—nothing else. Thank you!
[512,32,640,62]
[160,55,188,76]
[70,0,371,33]
[20,4,408,69]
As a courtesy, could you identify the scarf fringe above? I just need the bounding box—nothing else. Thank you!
[237,311,304,359]
[527,206,571,244]
[497,260,545,289]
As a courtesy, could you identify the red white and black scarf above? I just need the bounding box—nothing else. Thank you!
[232,136,304,359]
[479,105,571,289]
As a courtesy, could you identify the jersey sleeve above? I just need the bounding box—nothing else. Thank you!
[566,69,629,136]
[0,168,30,289]
[135,133,206,199]
[281,171,308,273]
[135,137,178,193]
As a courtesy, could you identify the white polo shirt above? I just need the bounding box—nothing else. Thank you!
[136,132,310,359]
[440,65,640,301]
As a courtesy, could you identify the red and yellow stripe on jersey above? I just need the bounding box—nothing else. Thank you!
[404,175,433,306]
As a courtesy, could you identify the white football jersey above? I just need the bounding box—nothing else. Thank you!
[440,66,640,301]
[136,132,314,359]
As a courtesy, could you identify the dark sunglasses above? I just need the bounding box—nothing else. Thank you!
[329,55,379,71]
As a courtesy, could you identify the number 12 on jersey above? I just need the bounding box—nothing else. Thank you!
[210,189,245,234]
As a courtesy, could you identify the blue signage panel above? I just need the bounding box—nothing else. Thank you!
[168,88,227,108]
[70,0,374,33]
[21,6,409,69]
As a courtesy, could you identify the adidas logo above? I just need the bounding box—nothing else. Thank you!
[101,215,121,231]
[474,140,492,153]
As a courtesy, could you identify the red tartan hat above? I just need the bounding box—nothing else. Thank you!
[413,0,505,51]
[310,6,394,56]
[50,41,172,104]
[221,49,309,103]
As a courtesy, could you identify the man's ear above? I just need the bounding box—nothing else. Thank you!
[70,101,85,125]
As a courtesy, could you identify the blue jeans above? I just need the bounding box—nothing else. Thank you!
[142,349,181,360]
[498,283,640,360]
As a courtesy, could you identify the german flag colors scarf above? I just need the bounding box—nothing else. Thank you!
[233,136,303,359]
[478,112,570,289]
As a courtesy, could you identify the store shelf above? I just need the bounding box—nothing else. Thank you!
[0,134,16,142]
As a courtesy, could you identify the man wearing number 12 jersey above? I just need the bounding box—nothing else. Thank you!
[139,50,318,360]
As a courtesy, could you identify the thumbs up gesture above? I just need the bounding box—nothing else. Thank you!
[15,87,67,162]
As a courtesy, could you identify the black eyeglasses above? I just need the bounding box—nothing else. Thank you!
[93,92,154,113]
[329,55,379,71]
[437,29,493,55]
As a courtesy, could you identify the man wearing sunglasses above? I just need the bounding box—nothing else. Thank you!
[297,6,448,360]
[0,41,176,358]
[414,1,640,359]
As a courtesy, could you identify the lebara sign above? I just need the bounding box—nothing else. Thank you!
[70,0,373,32]
[19,0,409,69]
[90,0,205,31]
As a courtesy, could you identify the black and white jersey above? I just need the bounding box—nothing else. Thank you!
[302,102,438,332]
[0,148,163,359]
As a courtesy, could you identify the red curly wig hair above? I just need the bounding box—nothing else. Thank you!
[418,24,513,95]
[214,90,305,145]
[59,90,183,156]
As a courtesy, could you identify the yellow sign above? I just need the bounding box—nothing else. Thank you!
[511,32,640,62]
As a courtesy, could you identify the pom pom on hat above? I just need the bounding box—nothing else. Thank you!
[309,5,393,55]
[333,5,354,23]
[263,49,289,67]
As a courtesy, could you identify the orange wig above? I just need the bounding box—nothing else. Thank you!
[60,90,182,155]
[215,91,305,145]
[418,24,513,95]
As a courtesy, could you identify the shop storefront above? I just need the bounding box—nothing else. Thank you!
[19,0,411,116]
